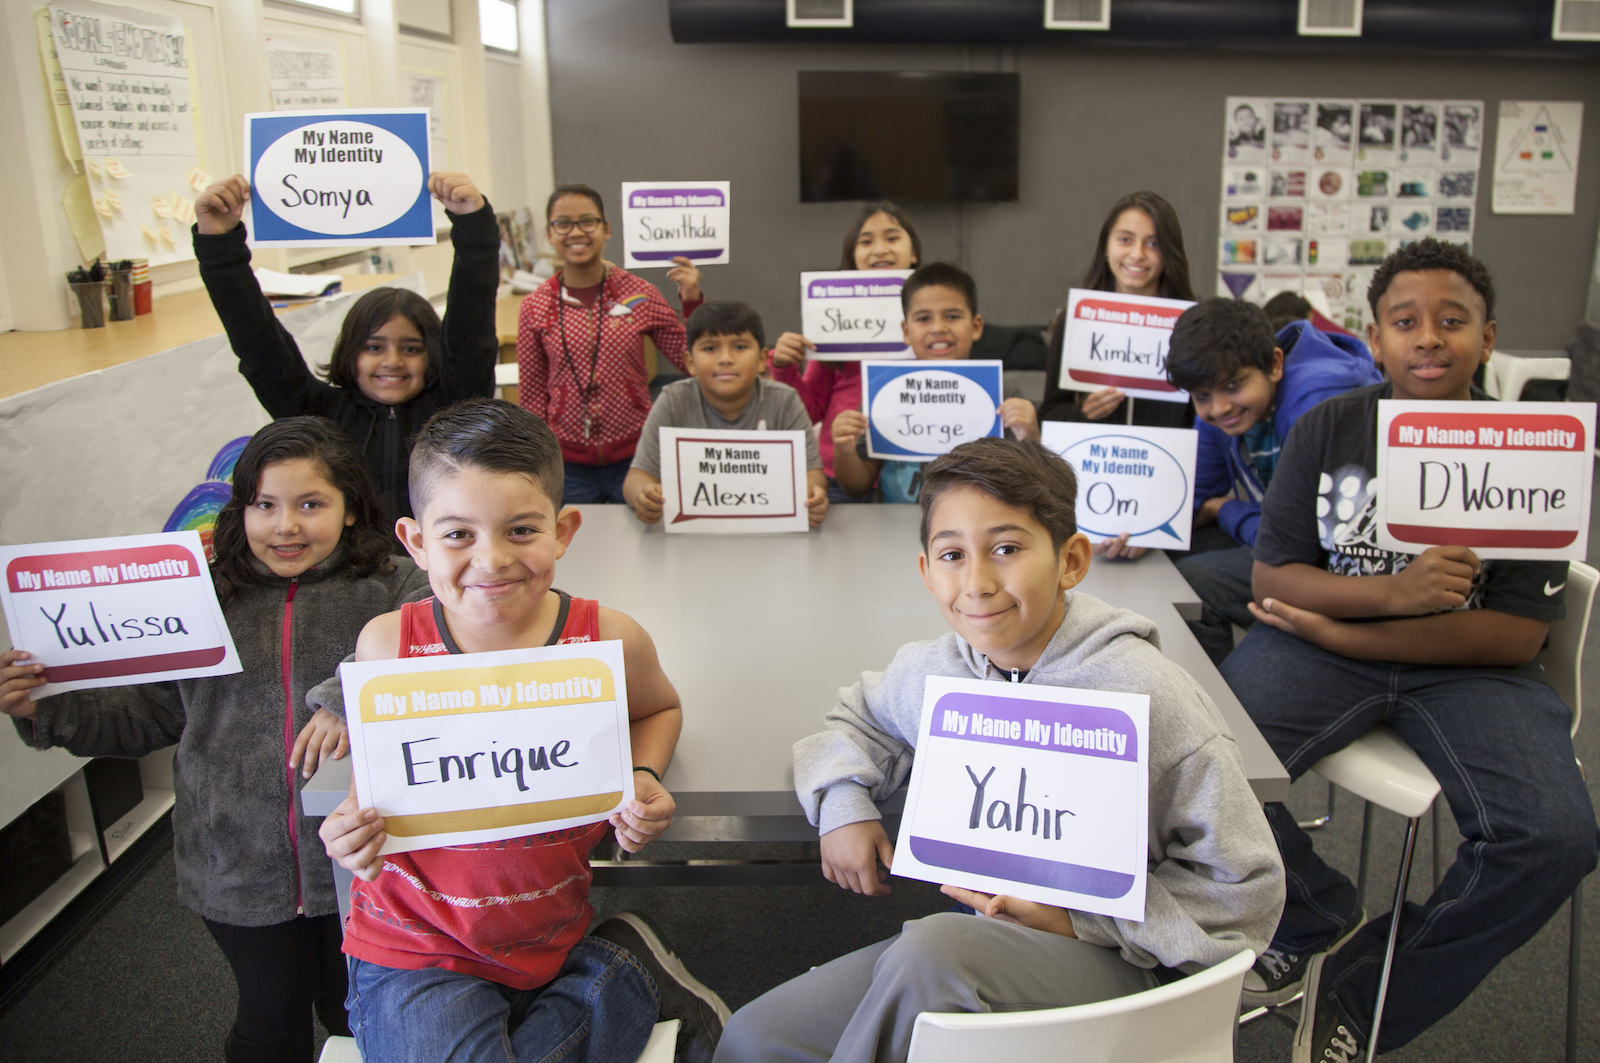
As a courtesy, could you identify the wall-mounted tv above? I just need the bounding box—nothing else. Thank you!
[798,71,1020,203]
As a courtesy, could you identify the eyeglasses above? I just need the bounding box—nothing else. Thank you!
[549,216,604,235]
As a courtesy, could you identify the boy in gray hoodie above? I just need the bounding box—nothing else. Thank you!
[714,437,1284,1063]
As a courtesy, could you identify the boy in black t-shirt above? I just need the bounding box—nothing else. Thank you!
[1220,239,1597,1062]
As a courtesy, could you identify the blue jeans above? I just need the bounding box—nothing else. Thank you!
[347,938,658,1062]
[1174,544,1256,665]
[562,459,631,505]
[1222,625,1598,1051]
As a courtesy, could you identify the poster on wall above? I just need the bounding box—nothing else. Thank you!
[1492,101,1583,216]
[1218,96,1484,334]
[265,34,345,110]
[48,0,203,265]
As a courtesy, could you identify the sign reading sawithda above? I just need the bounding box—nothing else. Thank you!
[621,181,731,267]
[799,270,912,360]
[893,676,1149,919]
[1375,400,1595,560]
[1059,289,1195,404]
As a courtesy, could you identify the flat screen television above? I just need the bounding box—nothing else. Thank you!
[798,71,1020,203]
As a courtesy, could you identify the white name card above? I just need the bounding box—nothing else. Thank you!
[659,427,808,534]
[340,641,633,856]
[1040,422,1198,550]
[799,269,912,360]
[1375,400,1595,560]
[862,360,1004,462]
[894,676,1150,919]
[621,180,731,267]
[0,531,241,698]
[1059,289,1195,404]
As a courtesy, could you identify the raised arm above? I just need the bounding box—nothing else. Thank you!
[431,172,500,401]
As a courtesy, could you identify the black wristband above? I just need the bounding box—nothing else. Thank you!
[633,765,662,783]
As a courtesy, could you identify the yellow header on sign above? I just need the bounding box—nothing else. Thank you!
[357,658,615,724]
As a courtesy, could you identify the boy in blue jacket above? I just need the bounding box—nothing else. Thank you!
[1165,298,1380,662]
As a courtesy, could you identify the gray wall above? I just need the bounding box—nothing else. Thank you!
[548,0,1600,349]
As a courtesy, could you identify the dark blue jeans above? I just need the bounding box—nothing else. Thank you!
[562,459,632,505]
[1174,543,1256,665]
[1222,625,1598,1051]
[347,938,657,1062]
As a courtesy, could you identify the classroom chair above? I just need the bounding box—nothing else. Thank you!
[1299,558,1596,1063]
[904,947,1253,1063]
[316,1020,681,1062]
[1482,349,1570,401]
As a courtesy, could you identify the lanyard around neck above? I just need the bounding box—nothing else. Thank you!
[557,269,606,407]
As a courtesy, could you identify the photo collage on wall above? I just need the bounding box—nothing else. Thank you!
[1219,97,1484,333]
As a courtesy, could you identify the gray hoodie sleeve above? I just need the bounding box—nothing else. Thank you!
[793,668,917,835]
[14,682,185,758]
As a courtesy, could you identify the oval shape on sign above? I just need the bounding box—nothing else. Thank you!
[256,121,423,235]
[869,368,997,453]
[1058,433,1190,539]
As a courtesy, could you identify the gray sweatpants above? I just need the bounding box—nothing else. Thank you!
[713,912,1156,1063]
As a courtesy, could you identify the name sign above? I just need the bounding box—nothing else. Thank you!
[0,531,241,699]
[246,108,433,247]
[862,361,1004,462]
[1040,422,1198,549]
[621,180,731,267]
[1059,289,1195,404]
[894,676,1150,919]
[1376,400,1595,560]
[659,427,808,534]
[340,641,633,855]
[799,269,913,360]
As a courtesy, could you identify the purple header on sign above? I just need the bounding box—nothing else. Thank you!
[908,836,1135,898]
[628,188,726,208]
[929,691,1138,763]
[806,278,907,300]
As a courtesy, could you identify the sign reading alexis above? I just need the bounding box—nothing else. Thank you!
[245,109,432,247]
[1059,289,1195,404]
[799,269,913,360]
[1375,400,1595,560]
[339,641,633,856]
[659,427,808,534]
[1040,422,1198,550]
[0,531,241,699]
[862,361,1004,462]
[894,676,1150,919]
[621,181,731,267]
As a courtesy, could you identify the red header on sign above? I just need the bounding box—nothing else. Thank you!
[1386,410,1587,451]
[1074,298,1183,331]
[7,544,200,593]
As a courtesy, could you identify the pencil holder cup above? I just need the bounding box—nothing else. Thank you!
[71,280,106,328]
[108,268,135,321]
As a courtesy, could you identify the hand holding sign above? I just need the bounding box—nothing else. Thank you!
[428,172,485,214]
[0,649,46,719]
[821,819,896,896]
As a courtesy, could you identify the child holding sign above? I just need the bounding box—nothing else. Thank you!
[194,172,500,523]
[317,399,727,1063]
[2,418,429,1063]
[1221,240,1597,1061]
[624,300,829,526]
[831,263,1040,502]
[714,438,1283,1063]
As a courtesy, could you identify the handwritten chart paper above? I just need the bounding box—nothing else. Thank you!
[0,532,240,698]
[894,676,1149,919]
[1375,400,1594,560]
[799,269,912,360]
[340,642,633,855]
[1041,423,1197,550]
[621,181,731,267]
[246,109,433,247]
[1059,289,1194,404]
[862,361,1003,461]
[659,428,808,534]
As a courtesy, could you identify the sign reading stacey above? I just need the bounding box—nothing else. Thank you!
[1059,289,1195,404]
[339,641,633,856]
[246,108,432,246]
[0,531,241,698]
[1375,400,1595,560]
[893,676,1150,919]
[659,427,809,534]
[862,361,1004,461]
[1041,422,1198,550]
[621,180,731,267]
[799,269,913,360]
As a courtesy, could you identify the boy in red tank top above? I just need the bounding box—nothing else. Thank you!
[319,398,727,1062]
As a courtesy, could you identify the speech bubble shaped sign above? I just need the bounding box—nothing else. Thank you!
[863,361,1003,461]
[1041,424,1197,549]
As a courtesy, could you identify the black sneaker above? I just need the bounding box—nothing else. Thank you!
[1242,906,1365,1007]
[1293,952,1368,1063]
[591,911,730,1063]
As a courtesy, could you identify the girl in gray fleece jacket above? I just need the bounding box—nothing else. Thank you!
[2,419,428,1063]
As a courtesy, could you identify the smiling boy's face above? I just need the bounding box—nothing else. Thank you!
[689,330,764,413]
[1367,269,1495,402]
[903,283,983,361]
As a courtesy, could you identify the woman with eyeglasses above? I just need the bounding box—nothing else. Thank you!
[515,184,694,503]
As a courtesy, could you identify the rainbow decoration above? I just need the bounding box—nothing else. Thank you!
[163,436,251,560]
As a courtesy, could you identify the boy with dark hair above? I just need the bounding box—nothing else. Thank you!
[715,437,1283,1063]
[624,299,830,526]
[1164,297,1380,662]
[831,263,1041,502]
[319,398,729,1063]
[1221,239,1598,1061]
